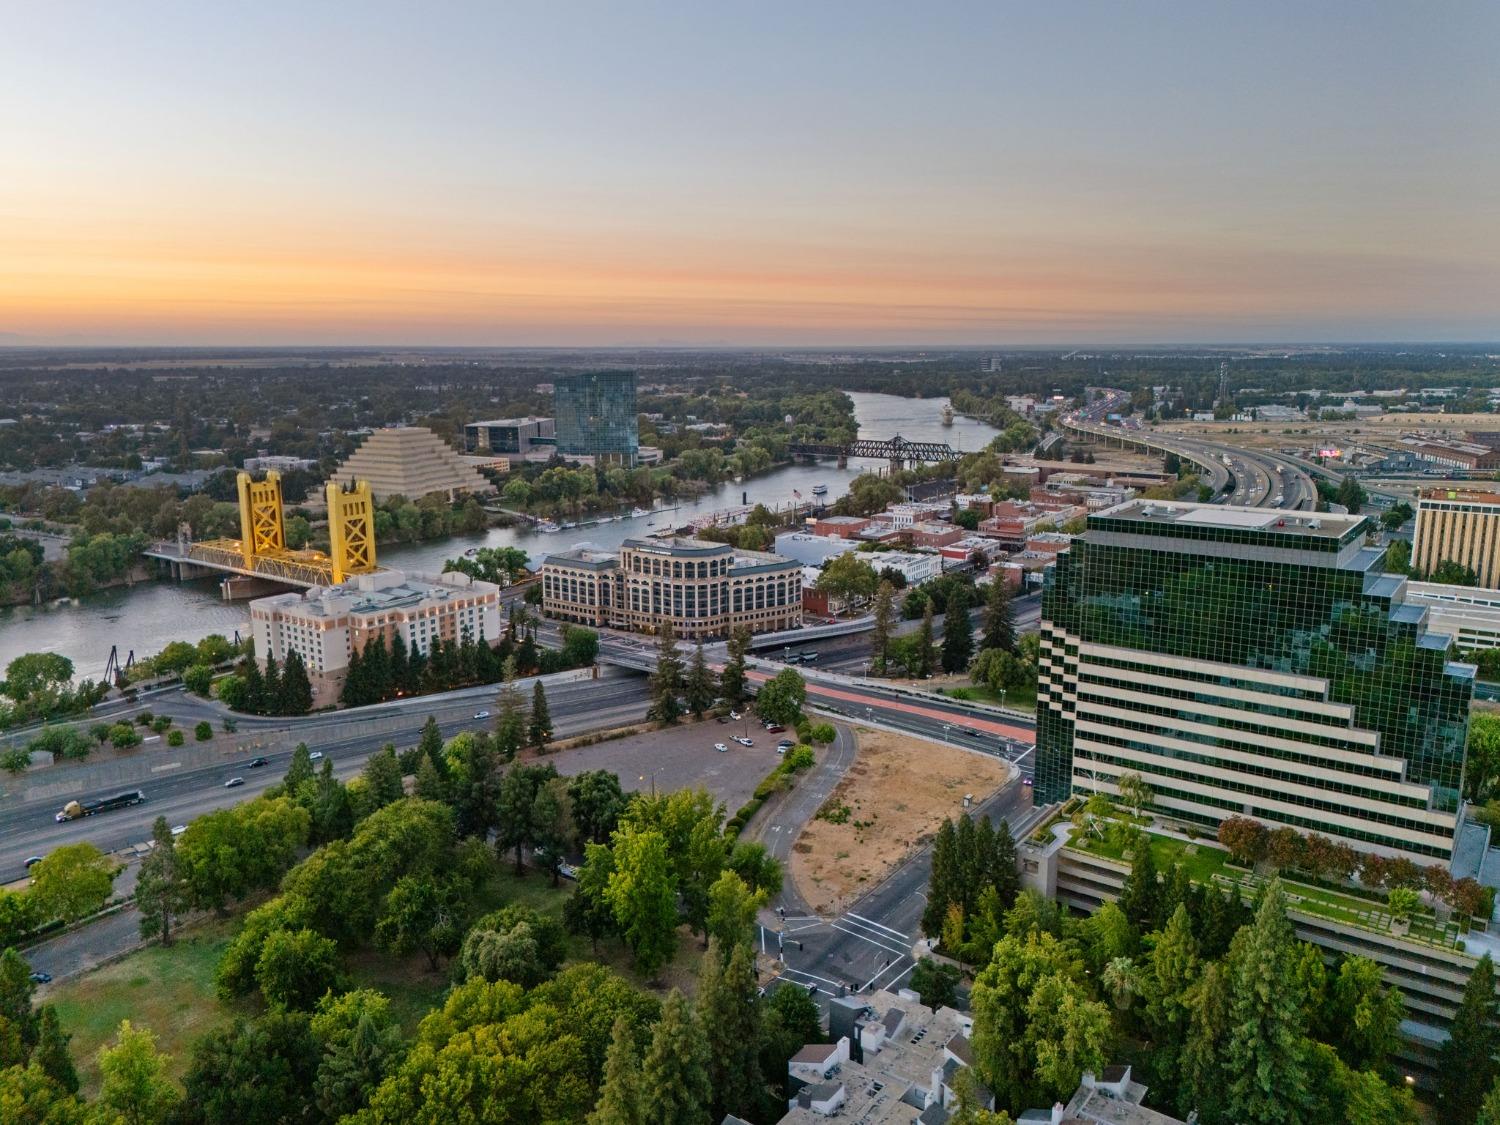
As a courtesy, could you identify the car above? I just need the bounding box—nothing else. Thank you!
[224,777,245,788]
[962,727,981,738]
[23,856,42,870]
[729,710,741,720]
[777,738,795,749]
[29,971,51,985]
[714,742,729,752]
[1023,777,1033,787]
[248,756,269,768]
[308,751,324,761]
[776,745,787,755]
[473,710,490,720]
[734,736,753,747]
[765,724,786,733]
[171,825,187,836]
[556,863,579,881]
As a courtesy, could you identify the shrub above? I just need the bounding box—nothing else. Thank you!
[152,715,172,733]
[167,730,185,747]
[1387,886,1421,923]
[785,745,815,771]
[222,718,238,733]
[195,721,213,742]
[109,722,143,749]
[136,711,154,727]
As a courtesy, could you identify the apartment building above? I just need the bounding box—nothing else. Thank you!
[1414,488,1500,587]
[1036,500,1474,862]
[541,536,801,640]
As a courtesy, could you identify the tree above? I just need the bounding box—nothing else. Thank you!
[647,621,684,725]
[981,574,1018,653]
[941,587,974,673]
[923,817,958,937]
[816,553,879,606]
[183,664,214,696]
[917,597,936,677]
[589,1016,644,1125]
[254,927,341,1010]
[912,957,961,1010]
[0,946,37,1050]
[312,999,403,1123]
[2,652,73,706]
[1117,837,1160,930]
[1440,952,1500,1122]
[528,679,552,749]
[1328,955,1404,1074]
[29,843,116,924]
[683,645,715,719]
[180,1011,318,1125]
[756,666,807,726]
[1433,559,1480,586]
[639,990,712,1125]
[606,828,679,978]
[194,720,213,741]
[376,875,462,971]
[720,627,750,706]
[1179,960,1231,1123]
[493,682,527,758]
[284,742,315,794]
[1479,1076,1500,1125]
[697,940,762,1122]
[1142,903,1198,1076]
[1223,880,1310,1125]
[361,746,405,811]
[1217,814,1268,864]
[96,1019,181,1125]
[496,761,561,875]
[705,869,763,951]
[568,769,628,848]
[32,1005,76,1095]
[870,580,896,673]
[1116,772,1152,819]
[136,817,188,945]
[279,650,314,715]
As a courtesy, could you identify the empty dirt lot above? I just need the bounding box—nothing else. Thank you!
[790,729,1012,916]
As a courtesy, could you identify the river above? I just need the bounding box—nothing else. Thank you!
[0,392,998,679]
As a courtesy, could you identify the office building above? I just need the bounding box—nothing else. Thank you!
[331,426,494,502]
[1037,500,1474,861]
[1414,488,1500,587]
[1404,581,1500,651]
[541,536,801,640]
[249,569,501,703]
[554,371,639,466]
[464,416,555,457]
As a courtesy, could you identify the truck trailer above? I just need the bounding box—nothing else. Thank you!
[55,789,146,823]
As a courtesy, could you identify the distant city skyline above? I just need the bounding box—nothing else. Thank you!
[2,1,1497,346]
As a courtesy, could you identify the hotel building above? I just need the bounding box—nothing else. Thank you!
[541,536,801,640]
[1036,500,1474,861]
[1413,488,1500,588]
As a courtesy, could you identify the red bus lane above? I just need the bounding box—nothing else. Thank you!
[746,667,1035,745]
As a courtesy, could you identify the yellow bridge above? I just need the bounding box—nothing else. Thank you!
[145,470,382,589]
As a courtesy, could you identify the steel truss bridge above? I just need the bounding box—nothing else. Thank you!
[143,538,363,589]
[788,434,965,473]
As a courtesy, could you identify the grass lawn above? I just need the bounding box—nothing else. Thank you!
[1067,821,1230,884]
[932,681,1037,714]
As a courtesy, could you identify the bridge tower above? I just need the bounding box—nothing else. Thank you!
[236,471,286,569]
[326,479,377,585]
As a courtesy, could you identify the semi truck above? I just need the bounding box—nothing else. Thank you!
[55,790,146,823]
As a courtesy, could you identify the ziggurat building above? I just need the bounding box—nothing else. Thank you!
[1037,500,1475,861]
[332,426,493,502]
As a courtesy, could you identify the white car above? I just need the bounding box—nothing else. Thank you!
[473,710,490,720]
[170,825,187,836]
[776,745,787,755]
[308,751,324,761]
[729,710,741,720]
[714,742,729,752]
[734,736,754,747]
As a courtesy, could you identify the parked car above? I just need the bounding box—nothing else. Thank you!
[734,736,754,747]
[556,863,579,881]
[729,711,741,720]
[224,777,245,788]
[714,742,729,753]
[248,756,269,768]
[777,739,795,750]
[776,745,787,755]
[29,971,51,985]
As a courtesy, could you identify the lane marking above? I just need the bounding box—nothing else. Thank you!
[831,921,909,958]
[845,911,908,940]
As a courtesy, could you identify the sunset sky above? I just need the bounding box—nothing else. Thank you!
[2,1,1497,345]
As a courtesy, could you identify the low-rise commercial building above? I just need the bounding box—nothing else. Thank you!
[541,536,801,640]
[812,515,871,539]
[464,416,556,457]
[774,532,856,567]
[1404,581,1500,651]
[909,521,964,549]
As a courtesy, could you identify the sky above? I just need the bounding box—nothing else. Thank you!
[1,1,1497,346]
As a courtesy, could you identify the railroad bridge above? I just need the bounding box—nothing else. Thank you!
[787,434,965,474]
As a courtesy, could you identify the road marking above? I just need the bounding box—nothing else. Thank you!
[845,912,908,940]
[836,915,913,950]
[862,956,914,992]
[778,966,847,991]
[831,921,908,958]
[149,762,181,773]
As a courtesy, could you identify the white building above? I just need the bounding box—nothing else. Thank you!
[1404,581,1500,651]
[866,550,943,587]
[774,532,857,567]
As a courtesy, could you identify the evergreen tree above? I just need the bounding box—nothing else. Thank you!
[517,630,539,673]
[284,742,315,795]
[338,646,364,707]
[639,990,712,1125]
[361,746,404,810]
[1178,960,1231,1123]
[33,1005,77,1094]
[262,654,282,716]
[280,650,314,715]
[528,680,553,749]
[954,813,979,915]
[981,574,1018,653]
[0,946,37,1048]
[941,587,975,673]
[1440,952,1500,1123]
[870,580,895,673]
[494,683,527,759]
[917,598,936,677]
[1142,904,1199,1099]
[388,632,410,695]
[1223,880,1310,1125]
[589,1016,644,1125]
[1477,1075,1500,1125]
[244,658,267,713]
[363,635,391,700]
[989,817,1020,910]
[683,645,716,719]
[418,715,444,771]
[137,816,187,945]
[923,817,958,937]
[720,627,749,706]
[648,620,685,724]
[1118,836,1160,930]
[697,938,762,1122]
[307,758,354,843]
[413,754,448,803]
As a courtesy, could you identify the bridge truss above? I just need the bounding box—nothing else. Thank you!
[788,434,963,472]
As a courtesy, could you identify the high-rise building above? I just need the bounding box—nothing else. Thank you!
[553,371,639,466]
[1036,500,1474,861]
[331,426,494,502]
[1413,487,1500,587]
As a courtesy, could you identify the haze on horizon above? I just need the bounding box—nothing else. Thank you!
[2,1,1497,348]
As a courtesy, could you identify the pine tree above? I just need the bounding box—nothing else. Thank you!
[262,654,282,716]
[648,620,685,725]
[683,645,716,719]
[33,1005,78,1094]
[244,658,267,714]
[418,716,444,771]
[870,580,895,673]
[495,683,526,759]
[923,817,958,937]
[697,939,762,1122]
[362,746,404,809]
[1178,960,1230,1123]
[137,816,187,945]
[280,650,314,715]
[1440,952,1500,1122]
[414,754,448,802]
[720,627,749,706]
[639,990,712,1125]
[941,588,974,673]
[954,813,978,915]
[388,632,410,695]
[589,1016,644,1125]
[528,680,552,749]
[981,574,1018,653]
[1223,879,1310,1124]
[283,742,315,794]
[1143,903,1199,1101]
[917,598,936,677]
[990,817,1019,910]
[1477,1075,1500,1125]
[1118,836,1161,930]
[339,646,364,707]
[363,635,391,700]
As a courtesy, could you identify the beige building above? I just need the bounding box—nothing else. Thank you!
[331,426,494,502]
[1414,488,1500,587]
[249,569,501,702]
[542,536,801,640]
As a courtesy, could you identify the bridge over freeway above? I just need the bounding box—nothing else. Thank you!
[788,434,968,474]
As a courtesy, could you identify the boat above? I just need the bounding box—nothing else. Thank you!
[631,506,651,518]
[561,522,577,530]
[811,483,829,496]
[941,402,954,426]
[536,520,561,533]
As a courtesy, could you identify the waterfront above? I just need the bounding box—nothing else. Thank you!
[0,392,998,679]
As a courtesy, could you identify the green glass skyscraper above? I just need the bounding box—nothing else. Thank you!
[1037,500,1474,861]
[554,371,639,466]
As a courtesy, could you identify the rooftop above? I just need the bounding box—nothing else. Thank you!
[1100,499,1361,538]
[1420,488,1500,506]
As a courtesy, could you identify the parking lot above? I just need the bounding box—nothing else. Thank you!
[548,714,788,810]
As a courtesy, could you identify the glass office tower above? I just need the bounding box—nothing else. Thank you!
[554,371,639,466]
[1036,501,1474,860]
